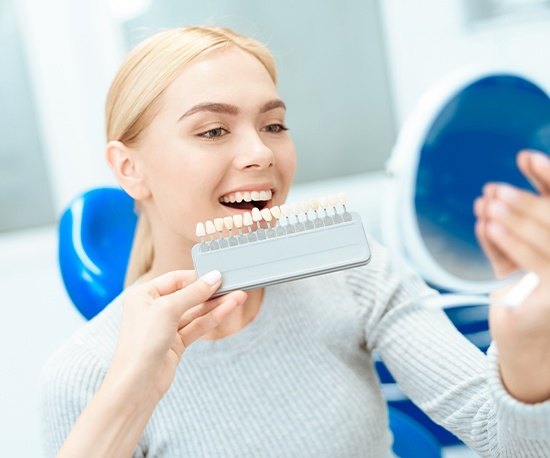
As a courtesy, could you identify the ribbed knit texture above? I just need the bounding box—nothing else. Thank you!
[40,239,550,457]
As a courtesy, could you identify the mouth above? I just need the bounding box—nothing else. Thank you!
[218,189,273,212]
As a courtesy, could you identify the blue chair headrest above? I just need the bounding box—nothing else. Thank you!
[58,187,137,320]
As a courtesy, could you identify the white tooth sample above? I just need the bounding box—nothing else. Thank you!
[243,192,252,202]
[328,194,338,207]
[235,191,243,203]
[205,220,216,235]
[251,191,260,201]
[259,190,268,200]
[299,201,309,214]
[252,207,262,222]
[319,196,328,208]
[270,206,281,219]
[260,208,272,221]
[233,214,243,228]
[223,216,234,230]
[309,198,319,211]
[195,222,206,237]
[214,218,224,232]
[337,192,348,205]
[266,189,273,200]
[243,212,253,227]
[290,203,300,215]
[280,204,290,217]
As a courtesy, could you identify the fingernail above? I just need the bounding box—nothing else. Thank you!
[201,270,221,286]
[532,152,550,168]
[497,185,518,203]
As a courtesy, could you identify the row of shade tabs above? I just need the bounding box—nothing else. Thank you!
[195,192,352,243]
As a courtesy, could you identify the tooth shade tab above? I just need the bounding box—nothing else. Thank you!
[243,212,253,226]
[261,208,273,221]
[214,218,224,232]
[299,201,309,213]
[252,207,262,222]
[223,216,234,230]
[318,197,328,208]
[328,194,338,207]
[270,206,281,219]
[309,198,319,211]
[196,222,206,237]
[337,192,347,205]
[205,220,216,235]
[233,214,243,228]
[280,204,290,217]
[290,203,300,216]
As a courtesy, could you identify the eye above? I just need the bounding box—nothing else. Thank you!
[261,123,289,134]
[198,126,230,139]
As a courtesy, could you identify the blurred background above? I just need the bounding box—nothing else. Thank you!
[2,0,550,455]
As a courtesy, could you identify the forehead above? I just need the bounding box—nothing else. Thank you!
[163,46,278,108]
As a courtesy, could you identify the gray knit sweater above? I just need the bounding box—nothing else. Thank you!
[40,240,550,457]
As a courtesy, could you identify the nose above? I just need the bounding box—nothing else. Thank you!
[233,130,274,170]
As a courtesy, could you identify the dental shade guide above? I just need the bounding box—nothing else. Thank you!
[192,193,371,297]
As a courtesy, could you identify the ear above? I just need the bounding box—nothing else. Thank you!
[106,140,151,201]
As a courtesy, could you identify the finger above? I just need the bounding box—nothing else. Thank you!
[179,297,242,347]
[486,221,550,275]
[475,218,517,278]
[156,270,223,317]
[140,270,198,299]
[486,198,550,260]
[517,150,550,195]
[494,184,550,229]
[482,182,499,199]
[178,290,247,329]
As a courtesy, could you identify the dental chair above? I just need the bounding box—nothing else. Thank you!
[58,187,136,320]
[381,68,550,445]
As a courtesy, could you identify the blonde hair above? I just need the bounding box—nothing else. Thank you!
[105,26,277,286]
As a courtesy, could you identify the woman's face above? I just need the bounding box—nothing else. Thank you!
[136,46,296,248]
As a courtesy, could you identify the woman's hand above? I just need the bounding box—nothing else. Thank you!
[57,270,247,458]
[108,269,247,400]
[474,150,550,403]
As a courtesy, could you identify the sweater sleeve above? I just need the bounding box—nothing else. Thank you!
[348,239,550,457]
[39,343,147,458]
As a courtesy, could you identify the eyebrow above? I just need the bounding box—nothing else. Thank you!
[177,99,286,122]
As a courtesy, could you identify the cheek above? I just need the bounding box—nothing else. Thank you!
[279,143,297,181]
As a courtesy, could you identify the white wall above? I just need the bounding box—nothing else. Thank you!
[379,0,550,125]
[15,0,123,214]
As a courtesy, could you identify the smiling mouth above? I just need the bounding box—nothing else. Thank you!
[218,189,272,211]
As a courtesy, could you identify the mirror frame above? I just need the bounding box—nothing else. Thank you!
[383,67,550,293]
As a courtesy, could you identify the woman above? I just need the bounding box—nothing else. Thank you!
[41,26,550,457]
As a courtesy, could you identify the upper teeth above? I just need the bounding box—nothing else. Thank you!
[220,189,272,203]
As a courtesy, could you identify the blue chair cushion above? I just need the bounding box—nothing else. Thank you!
[58,187,137,320]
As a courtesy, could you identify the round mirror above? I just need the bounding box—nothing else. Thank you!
[385,69,550,293]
